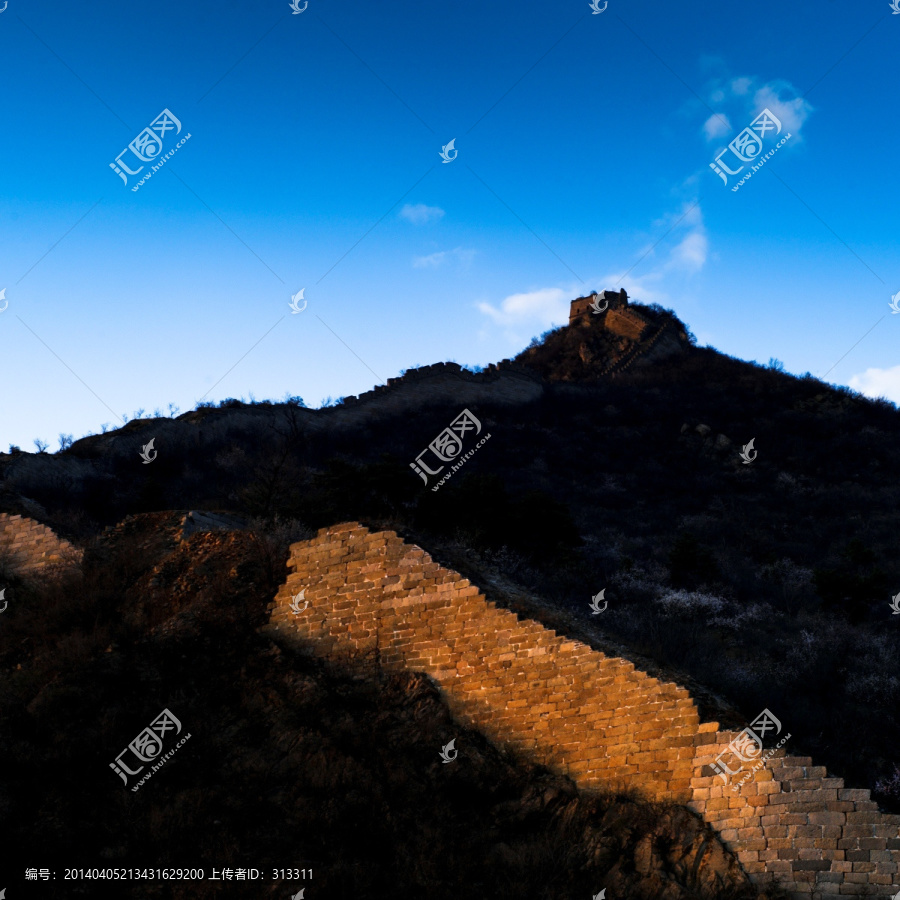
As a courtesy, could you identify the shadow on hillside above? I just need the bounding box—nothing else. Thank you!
[0,516,788,899]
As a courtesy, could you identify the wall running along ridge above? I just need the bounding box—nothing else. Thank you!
[0,360,544,492]
[0,513,83,575]
[264,523,900,899]
[605,307,649,341]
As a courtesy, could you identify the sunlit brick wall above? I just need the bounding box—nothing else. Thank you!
[266,523,900,899]
[0,513,83,575]
[605,308,648,341]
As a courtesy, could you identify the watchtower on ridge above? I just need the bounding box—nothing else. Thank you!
[569,288,629,325]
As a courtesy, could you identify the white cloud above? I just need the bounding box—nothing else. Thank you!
[703,113,732,141]
[412,247,476,269]
[399,203,445,225]
[752,81,812,137]
[645,202,709,275]
[670,229,708,273]
[477,287,571,328]
[701,75,813,143]
[413,251,447,268]
[848,366,900,405]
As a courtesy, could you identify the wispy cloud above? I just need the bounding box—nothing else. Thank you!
[701,75,813,143]
[412,246,476,269]
[413,251,447,268]
[640,201,709,275]
[703,113,732,141]
[399,203,445,225]
[752,81,813,137]
[848,366,900,405]
[477,287,571,329]
[670,228,708,273]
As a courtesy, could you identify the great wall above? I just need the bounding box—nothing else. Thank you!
[3,508,899,897]
[263,522,900,900]
[3,292,898,896]
[0,512,83,575]
[0,290,679,501]
[0,360,547,496]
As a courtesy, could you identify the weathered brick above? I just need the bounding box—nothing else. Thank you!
[270,522,900,899]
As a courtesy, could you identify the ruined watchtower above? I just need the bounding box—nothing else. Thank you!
[569,288,649,341]
[569,288,629,325]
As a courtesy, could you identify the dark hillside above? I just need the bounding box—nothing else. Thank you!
[0,514,785,899]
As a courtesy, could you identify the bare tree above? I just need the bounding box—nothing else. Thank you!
[242,404,309,517]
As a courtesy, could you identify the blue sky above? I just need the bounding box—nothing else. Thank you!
[1,0,898,450]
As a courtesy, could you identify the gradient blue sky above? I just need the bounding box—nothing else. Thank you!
[1,0,898,450]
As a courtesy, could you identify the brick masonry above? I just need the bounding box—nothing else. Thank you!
[605,307,649,341]
[263,522,900,899]
[569,289,629,324]
[0,513,83,575]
